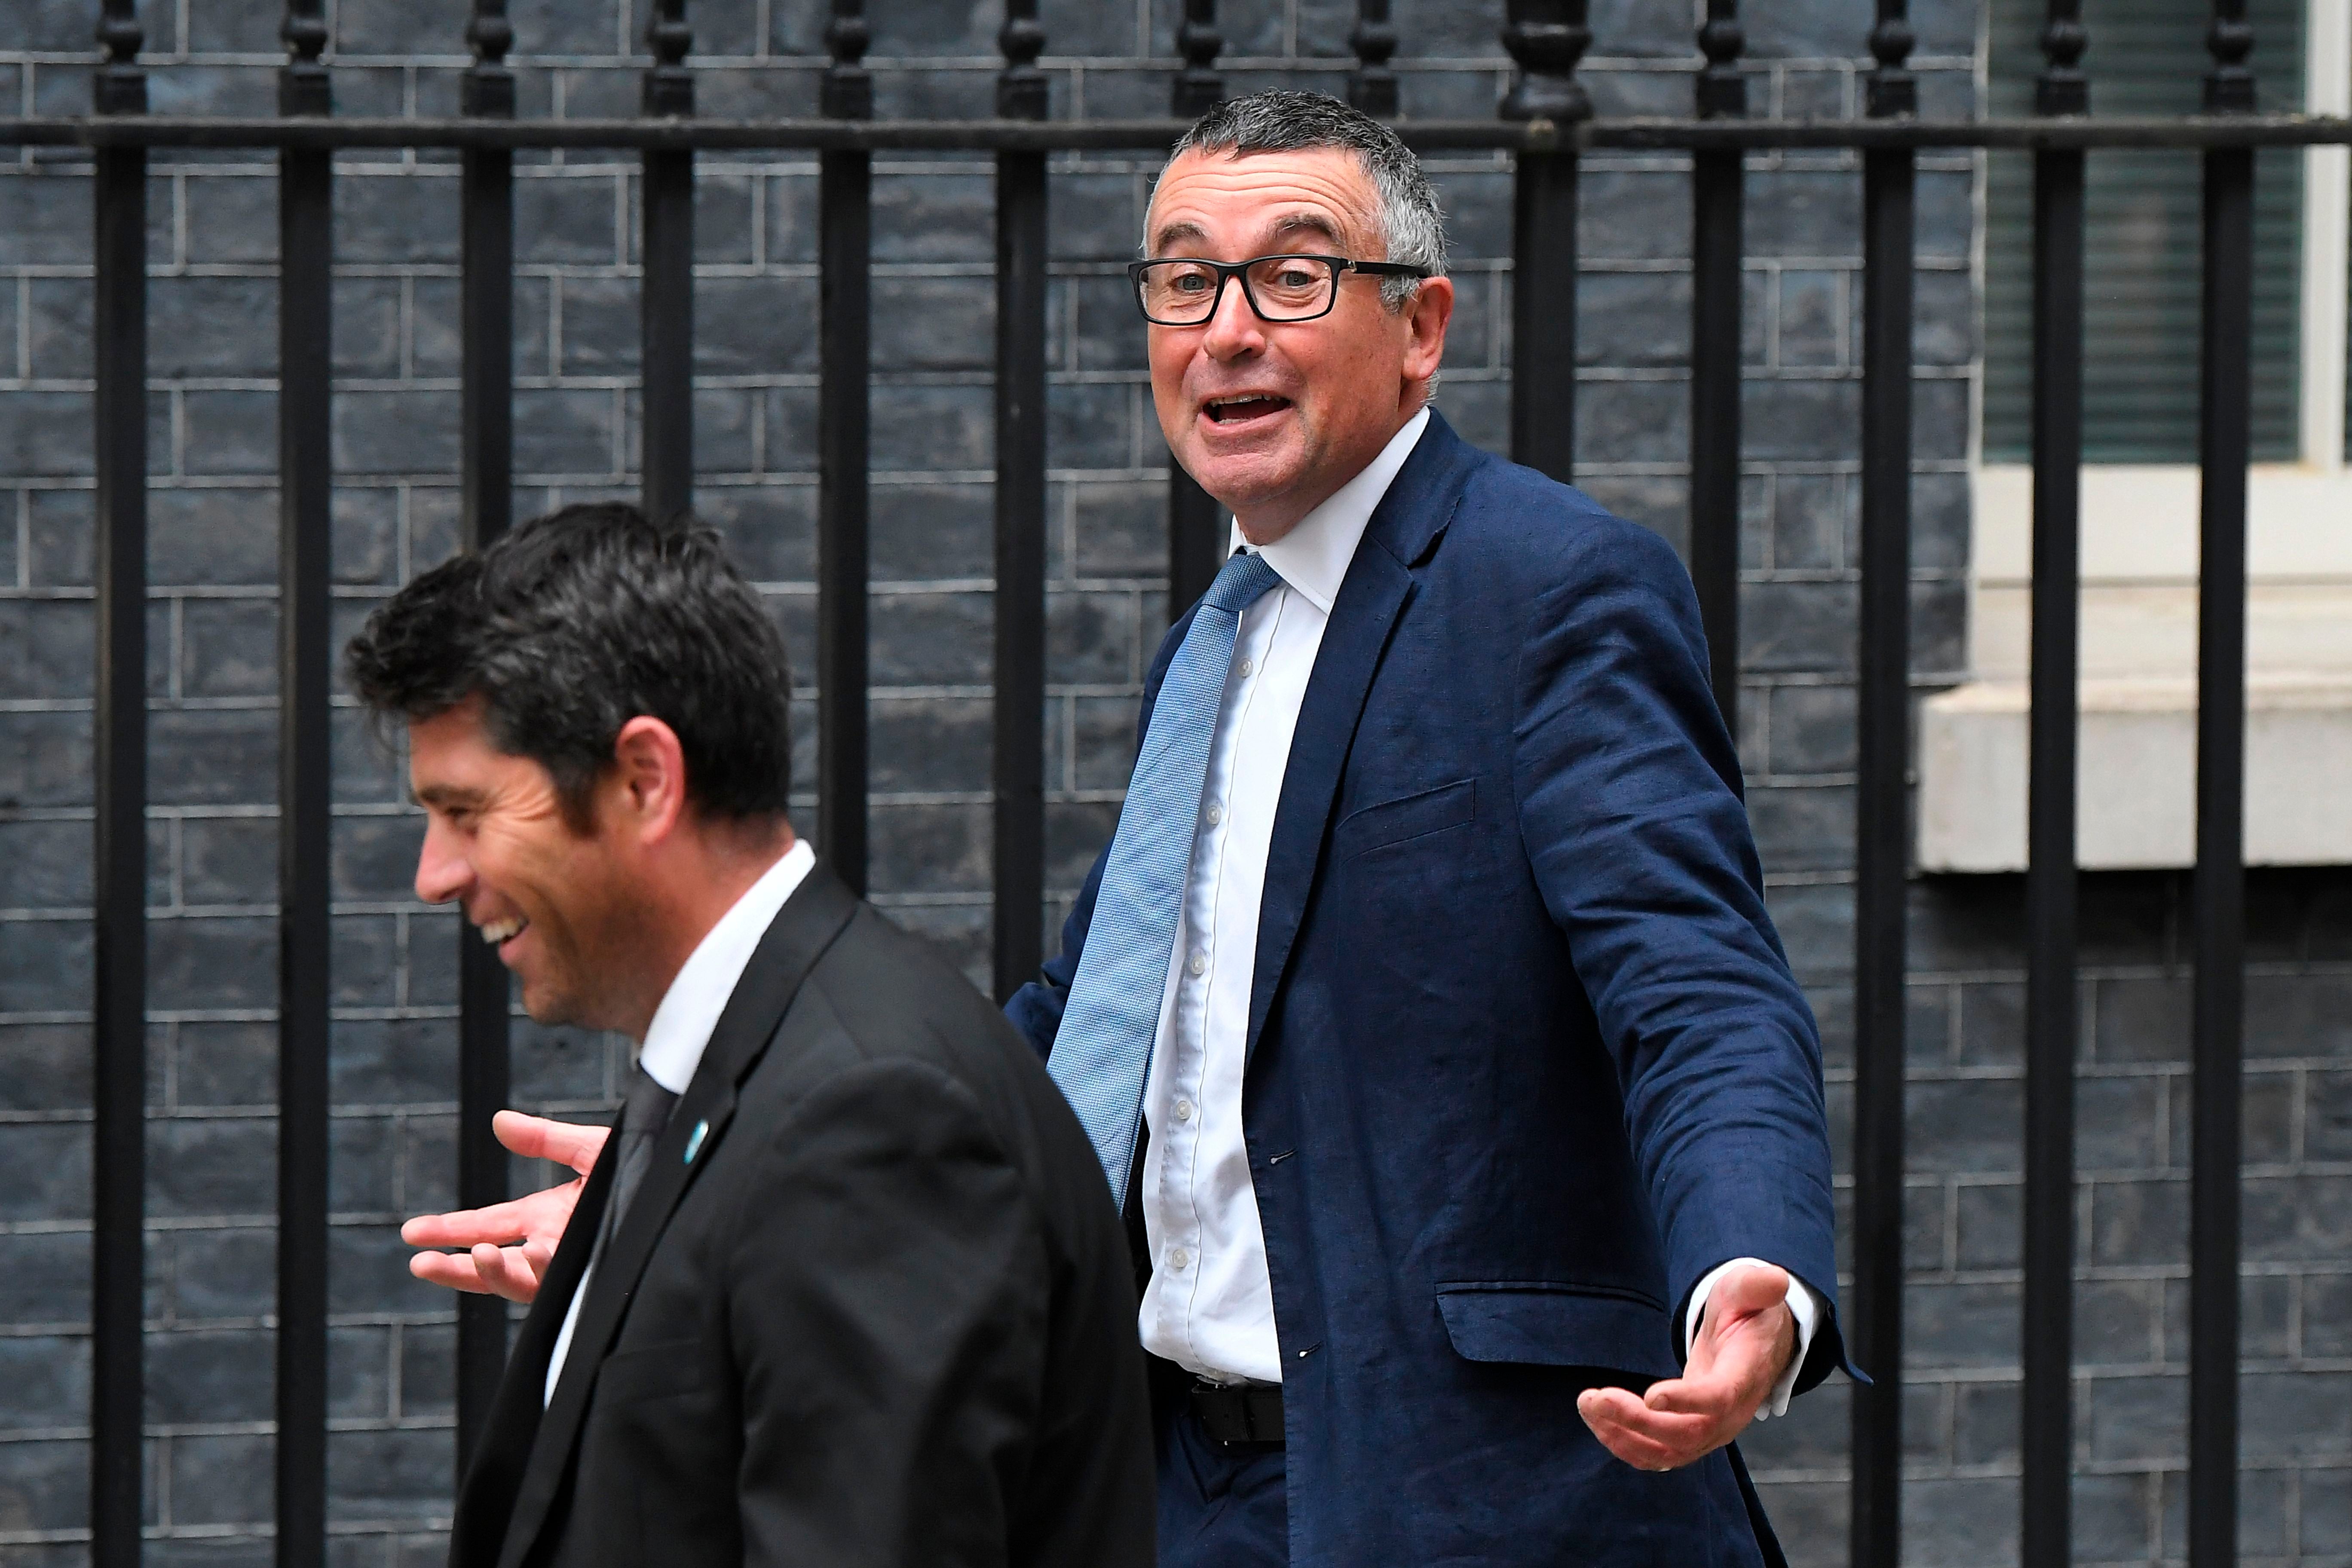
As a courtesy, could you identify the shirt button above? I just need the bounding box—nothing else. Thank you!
[1174,1099,1194,1121]
[1237,658,1254,677]
[1169,1249,1191,1270]
[1188,951,1207,976]
[1204,802,1223,825]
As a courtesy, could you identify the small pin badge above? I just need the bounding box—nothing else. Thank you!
[683,1120,709,1164]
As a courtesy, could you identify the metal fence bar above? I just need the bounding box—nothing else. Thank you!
[1165,4,1223,620]
[992,4,1049,1003]
[642,2,695,524]
[87,9,147,1563]
[273,5,333,1563]
[455,0,518,1475]
[1502,2,1588,483]
[1348,0,1398,116]
[10,114,2352,153]
[1850,10,1917,1568]
[2021,11,2088,1566]
[2190,6,2257,1564]
[819,4,873,892]
[1688,0,1745,734]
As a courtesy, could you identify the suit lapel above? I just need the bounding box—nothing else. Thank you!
[1245,413,1482,1063]
[447,1131,619,1568]
[493,862,863,1568]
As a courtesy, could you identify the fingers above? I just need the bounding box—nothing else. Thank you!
[468,1241,545,1304]
[410,1247,495,1294]
[493,1110,610,1174]
[400,1197,537,1250]
[1577,1384,1727,1472]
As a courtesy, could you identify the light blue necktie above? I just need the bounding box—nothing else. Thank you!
[1050,548,1284,1205]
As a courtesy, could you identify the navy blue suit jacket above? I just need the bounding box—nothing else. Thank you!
[1007,410,1847,1567]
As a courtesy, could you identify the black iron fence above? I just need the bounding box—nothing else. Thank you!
[9,0,2346,1564]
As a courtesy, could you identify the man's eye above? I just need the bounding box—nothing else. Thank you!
[1172,272,1211,292]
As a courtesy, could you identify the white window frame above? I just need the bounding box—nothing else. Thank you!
[1924,0,2352,873]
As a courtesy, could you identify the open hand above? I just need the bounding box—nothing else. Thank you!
[401,1111,609,1303]
[1576,1262,1799,1471]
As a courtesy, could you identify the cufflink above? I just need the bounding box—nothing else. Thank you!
[683,1120,709,1164]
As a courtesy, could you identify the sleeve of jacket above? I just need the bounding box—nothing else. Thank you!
[1001,610,1194,1062]
[725,1057,1050,1568]
[1511,508,1848,1393]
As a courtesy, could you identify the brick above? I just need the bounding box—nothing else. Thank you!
[334,1114,400,1216]
[0,1436,88,1533]
[692,273,819,377]
[1576,379,1687,467]
[335,389,462,476]
[0,917,91,1014]
[870,696,991,793]
[0,1126,91,1231]
[875,383,994,472]
[174,1021,279,1109]
[1747,781,1854,874]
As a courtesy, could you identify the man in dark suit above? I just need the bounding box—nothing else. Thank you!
[346,503,1153,1568]
[400,92,1849,1568]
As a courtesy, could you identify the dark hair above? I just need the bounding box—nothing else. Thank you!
[344,502,793,826]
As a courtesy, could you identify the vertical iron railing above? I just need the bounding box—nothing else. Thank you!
[1167,0,1225,621]
[2190,5,2256,1565]
[1688,0,1746,731]
[818,1,873,892]
[1349,0,1400,117]
[87,4,147,1564]
[455,0,517,1473]
[2021,7,2087,1566]
[1501,0,1586,484]
[642,2,695,524]
[991,5,1049,1001]
[274,1,334,1560]
[1850,9,1916,1568]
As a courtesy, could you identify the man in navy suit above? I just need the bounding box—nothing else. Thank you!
[404,89,1846,1568]
[1001,92,1848,1568]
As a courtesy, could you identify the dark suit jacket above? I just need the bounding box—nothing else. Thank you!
[1006,410,1851,1568]
[450,863,1156,1568]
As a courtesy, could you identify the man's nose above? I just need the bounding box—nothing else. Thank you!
[413,819,473,909]
[1199,272,1265,359]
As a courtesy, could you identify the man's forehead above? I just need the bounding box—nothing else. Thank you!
[1146,147,1375,249]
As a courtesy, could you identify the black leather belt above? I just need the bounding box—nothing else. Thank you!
[1188,1378,1284,1447]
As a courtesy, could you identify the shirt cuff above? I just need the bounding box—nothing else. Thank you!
[1682,1258,1822,1421]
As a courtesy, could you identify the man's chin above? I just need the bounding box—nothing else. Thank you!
[1178,450,1305,520]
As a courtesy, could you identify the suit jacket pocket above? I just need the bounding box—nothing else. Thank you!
[1435,1281,1678,1380]
[592,1336,717,1403]
[1335,777,1477,857]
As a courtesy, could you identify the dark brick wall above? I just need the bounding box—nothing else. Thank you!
[0,2,2342,1564]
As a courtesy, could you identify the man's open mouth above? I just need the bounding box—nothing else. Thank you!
[1202,393,1293,425]
[478,915,530,949]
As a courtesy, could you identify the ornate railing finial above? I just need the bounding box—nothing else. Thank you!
[1696,0,1745,119]
[280,0,331,116]
[1173,0,1223,118]
[824,0,873,120]
[2206,0,2255,113]
[644,0,692,116]
[1866,0,1917,118]
[1349,0,1399,118]
[2037,0,2088,116]
[94,0,146,115]
[1500,0,1592,124]
[998,0,1047,121]
[464,0,515,117]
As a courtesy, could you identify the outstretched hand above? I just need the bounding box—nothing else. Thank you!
[401,1111,610,1303]
[1576,1262,1799,1472]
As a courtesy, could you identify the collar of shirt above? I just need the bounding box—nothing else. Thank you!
[1227,405,1429,610]
[634,836,817,1094]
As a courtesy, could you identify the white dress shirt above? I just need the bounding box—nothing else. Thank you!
[543,836,816,1405]
[1134,408,1820,1414]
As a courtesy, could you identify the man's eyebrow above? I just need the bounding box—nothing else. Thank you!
[1149,217,1210,253]
[1146,209,1351,257]
[1265,211,1346,248]
[413,782,487,810]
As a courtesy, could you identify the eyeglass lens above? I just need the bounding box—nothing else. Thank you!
[1136,257,1338,323]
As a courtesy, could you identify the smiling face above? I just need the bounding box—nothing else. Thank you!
[1144,145,1452,544]
[407,698,646,1033]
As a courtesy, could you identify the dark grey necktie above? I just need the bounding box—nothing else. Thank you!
[591,1067,680,1262]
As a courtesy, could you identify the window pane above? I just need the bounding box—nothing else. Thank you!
[1984,0,2305,463]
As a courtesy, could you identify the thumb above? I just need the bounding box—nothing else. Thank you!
[1709,1262,1792,1323]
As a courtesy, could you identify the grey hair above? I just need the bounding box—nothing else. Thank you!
[1161,90,1449,311]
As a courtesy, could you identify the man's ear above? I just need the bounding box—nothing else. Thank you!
[1401,274,1454,397]
[609,715,689,844]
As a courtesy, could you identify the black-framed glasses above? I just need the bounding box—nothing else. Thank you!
[1127,253,1431,326]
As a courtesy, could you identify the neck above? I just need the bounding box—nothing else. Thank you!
[619,819,795,1041]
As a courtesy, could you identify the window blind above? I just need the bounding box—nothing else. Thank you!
[1984,0,2307,464]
